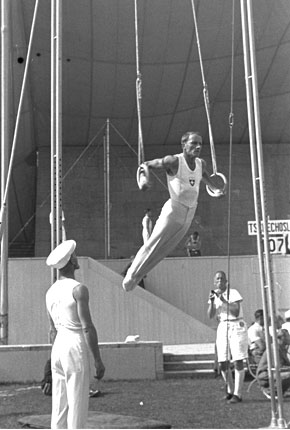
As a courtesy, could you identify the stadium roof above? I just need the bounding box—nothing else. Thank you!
[5,0,290,247]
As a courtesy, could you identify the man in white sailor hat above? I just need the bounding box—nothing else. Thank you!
[46,240,105,429]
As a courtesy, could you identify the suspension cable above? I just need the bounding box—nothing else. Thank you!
[0,0,40,241]
[134,0,144,165]
[225,0,236,389]
[190,0,227,199]
[190,0,217,174]
[227,0,236,288]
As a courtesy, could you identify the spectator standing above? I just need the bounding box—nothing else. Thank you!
[208,270,248,404]
[142,208,153,244]
[46,240,105,429]
[185,231,201,256]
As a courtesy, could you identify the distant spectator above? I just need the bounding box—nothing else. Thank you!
[185,231,201,257]
[248,309,266,364]
[269,314,285,337]
[142,208,153,244]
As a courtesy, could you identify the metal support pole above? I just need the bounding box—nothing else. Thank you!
[0,0,11,344]
[0,0,39,344]
[240,0,277,421]
[55,0,63,248]
[50,0,63,283]
[246,1,286,426]
[241,0,287,427]
[104,119,110,258]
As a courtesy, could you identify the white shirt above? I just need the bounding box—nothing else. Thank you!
[208,288,244,322]
[46,278,82,331]
[167,154,202,208]
[248,322,264,349]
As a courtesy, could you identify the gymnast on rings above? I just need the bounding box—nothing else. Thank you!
[122,131,226,292]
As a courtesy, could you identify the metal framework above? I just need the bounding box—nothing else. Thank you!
[241,0,287,427]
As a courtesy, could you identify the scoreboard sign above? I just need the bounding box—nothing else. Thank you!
[247,219,290,254]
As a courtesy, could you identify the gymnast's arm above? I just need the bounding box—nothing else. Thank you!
[144,155,178,176]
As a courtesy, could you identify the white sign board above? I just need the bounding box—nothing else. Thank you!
[247,219,290,254]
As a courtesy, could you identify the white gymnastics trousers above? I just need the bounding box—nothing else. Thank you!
[123,198,197,291]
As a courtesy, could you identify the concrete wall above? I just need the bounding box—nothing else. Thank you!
[6,255,290,347]
[102,254,290,329]
[0,342,163,383]
[34,143,290,260]
[7,257,216,345]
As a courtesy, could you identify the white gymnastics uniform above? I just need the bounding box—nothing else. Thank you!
[46,278,90,429]
[123,154,202,291]
[212,289,248,362]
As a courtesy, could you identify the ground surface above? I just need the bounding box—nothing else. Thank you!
[0,377,289,429]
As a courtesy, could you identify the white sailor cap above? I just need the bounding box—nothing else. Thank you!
[285,310,290,319]
[46,240,76,269]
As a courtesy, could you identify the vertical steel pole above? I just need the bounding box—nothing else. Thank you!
[0,0,10,344]
[55,0,63,248]
[51,0,63,282]
[103,131,107,259]
[241,0,287,426]
[104,119,110,258]
[246,1,286,426]
[240,0,277,424]
[51,0,56,283]
[106,119,110,258]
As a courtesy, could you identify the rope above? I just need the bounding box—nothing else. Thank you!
[190,0,217,174]
[225,0,236,388]
[110,122,167,190]
[0,0,40,241]
[134,0,145,165]
[227,0,236,285]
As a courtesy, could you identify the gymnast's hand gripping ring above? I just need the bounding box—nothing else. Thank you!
[206,172,227,198]
[136,163,152,191]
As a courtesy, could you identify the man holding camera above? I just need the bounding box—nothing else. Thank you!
[207,270,248,404]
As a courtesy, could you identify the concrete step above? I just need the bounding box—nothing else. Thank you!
[164,359,215,371]
[162,344,217,379]
[163,368,216,379]
[163,353,215,362]
[163,351,217,378]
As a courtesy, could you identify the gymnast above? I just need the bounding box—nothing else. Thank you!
[122,131,226,292]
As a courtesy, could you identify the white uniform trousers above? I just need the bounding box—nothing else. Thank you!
[123,199,197,290]
[51,328,90,429]
[216,320,248,362]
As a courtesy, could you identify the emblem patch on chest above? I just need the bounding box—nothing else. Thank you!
[189,178,195,187]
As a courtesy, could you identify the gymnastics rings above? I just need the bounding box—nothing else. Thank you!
[206,172,228,198]
[136,163,152,191]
